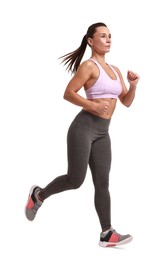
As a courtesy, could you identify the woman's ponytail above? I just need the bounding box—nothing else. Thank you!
[59,35,87,74]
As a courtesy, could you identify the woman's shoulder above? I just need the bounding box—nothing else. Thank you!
[77,59,96,74]
[80,59,96,68]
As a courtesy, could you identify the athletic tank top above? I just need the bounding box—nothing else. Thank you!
[85,58,122,99]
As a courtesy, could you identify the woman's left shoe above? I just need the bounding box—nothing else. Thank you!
[99,227,133,247]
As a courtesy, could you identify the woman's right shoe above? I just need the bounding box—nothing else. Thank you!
[25,185,43,221]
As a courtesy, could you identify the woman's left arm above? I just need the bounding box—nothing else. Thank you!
[114,66,140,107]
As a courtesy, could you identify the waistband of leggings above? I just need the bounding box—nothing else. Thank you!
[76,109,111,128]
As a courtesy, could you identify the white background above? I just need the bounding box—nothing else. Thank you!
[0,0,166,259]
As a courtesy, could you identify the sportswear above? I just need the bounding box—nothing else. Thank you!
[99,227,133,247]
[25,185,43,221]
[85,58,122,99]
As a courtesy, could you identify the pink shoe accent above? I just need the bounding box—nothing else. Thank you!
[106,243,116,247]
[27,198,34,209]
[109,233,119,243]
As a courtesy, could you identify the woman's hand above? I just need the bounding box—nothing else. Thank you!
[127,71,140,86]
[95,100,110,115]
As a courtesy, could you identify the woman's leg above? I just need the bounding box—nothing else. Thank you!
[39,118,92,200]
[89,133,111,231]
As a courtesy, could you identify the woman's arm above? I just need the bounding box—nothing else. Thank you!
[63,60,95,110]
[113,66,140,107]
[63,60,110,114]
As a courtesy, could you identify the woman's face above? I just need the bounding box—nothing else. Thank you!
[88,26,111,54]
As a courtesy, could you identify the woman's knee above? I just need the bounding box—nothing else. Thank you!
[94,177,109,191]
[67,175,85,189]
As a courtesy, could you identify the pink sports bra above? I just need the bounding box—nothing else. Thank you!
[85,58,122,99]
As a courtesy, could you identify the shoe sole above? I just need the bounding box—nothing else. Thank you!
[99,236,133,247]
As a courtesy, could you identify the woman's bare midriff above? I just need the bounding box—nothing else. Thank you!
[85,98,117,119]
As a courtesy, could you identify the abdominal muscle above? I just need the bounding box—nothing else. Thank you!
[85,98,117,119]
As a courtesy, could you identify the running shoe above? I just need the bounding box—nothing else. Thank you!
[99,227,133,247]
[25,185,43,221]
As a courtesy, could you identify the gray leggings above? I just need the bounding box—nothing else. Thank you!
[40,110,112,230]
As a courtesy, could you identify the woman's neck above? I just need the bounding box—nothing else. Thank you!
[91,54,106,65]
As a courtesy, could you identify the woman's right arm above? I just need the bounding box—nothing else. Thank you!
[63,60,95,110]
[63,61,109,114]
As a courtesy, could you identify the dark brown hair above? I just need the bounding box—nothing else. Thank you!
[59,22,107,74]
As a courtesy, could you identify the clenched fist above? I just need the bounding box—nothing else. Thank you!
[127,71,140,86]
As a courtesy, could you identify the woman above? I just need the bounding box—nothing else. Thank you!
[25,22,139,247]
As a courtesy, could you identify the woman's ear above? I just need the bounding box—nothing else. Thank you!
[87,37,93,47]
